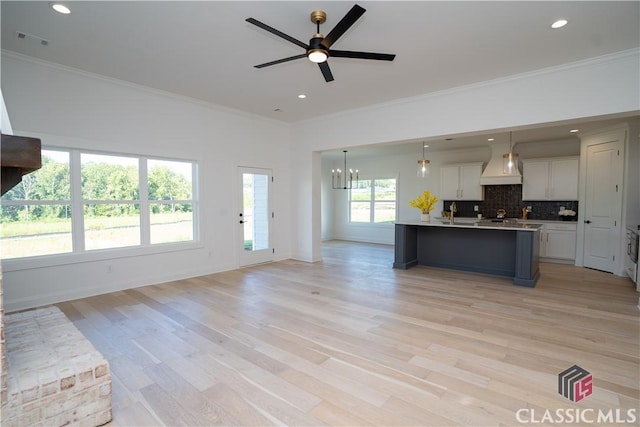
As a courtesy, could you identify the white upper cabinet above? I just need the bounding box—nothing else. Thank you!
[549,158,579,199]
[440,163,484,200]
[522,157,579,201]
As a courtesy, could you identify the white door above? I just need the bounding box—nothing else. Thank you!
[583,140,623,272]
[238,167,273,266]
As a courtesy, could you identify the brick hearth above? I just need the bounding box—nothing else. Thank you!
[2,306,111,427]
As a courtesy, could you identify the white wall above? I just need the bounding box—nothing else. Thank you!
[625,121,640,230]
[291,49,640,261]
[1,53,292,311]
[1,89,13,134]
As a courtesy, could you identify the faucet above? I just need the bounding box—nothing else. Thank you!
[450,202,456,224]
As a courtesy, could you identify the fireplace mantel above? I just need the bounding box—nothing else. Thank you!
[1,133,42,196]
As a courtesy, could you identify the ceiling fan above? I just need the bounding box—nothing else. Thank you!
[246,4,396,82]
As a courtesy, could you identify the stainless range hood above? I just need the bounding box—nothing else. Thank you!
[480,143,522,185]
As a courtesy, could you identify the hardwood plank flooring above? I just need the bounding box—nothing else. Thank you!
[56,240,639,426]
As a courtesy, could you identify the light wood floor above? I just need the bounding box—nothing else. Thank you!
[57,241,640,426]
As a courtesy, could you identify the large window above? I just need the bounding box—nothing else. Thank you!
[350,178,397,223]
[1,148,196,260]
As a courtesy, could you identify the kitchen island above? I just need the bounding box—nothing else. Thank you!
[394,220,541,287]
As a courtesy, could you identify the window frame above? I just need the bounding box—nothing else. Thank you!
[348,176,398,225]
[1,146,200,269]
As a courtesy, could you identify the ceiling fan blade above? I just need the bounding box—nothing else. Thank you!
[246,18,309,50]
[330,50,396,61]
[321,4,366,48]
[254,54,307,68]
[318,61,334,82]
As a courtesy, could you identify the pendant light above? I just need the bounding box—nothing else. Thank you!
[331,150,358,189]
[417,142,430,178]
[503,132,519,175]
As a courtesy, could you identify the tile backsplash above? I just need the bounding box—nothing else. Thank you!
[442,185,578,221]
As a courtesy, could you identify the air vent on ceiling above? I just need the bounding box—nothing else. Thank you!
[16,31,49,46]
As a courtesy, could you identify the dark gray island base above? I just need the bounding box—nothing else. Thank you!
[393,221,541,287]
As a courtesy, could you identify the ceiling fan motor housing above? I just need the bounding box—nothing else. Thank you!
[309,37,327,54]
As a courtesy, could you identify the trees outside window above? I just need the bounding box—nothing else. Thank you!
[1,150,72,258]
[148,159,193,244]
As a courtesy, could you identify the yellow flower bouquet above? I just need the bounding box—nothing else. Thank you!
[408,190,439,213]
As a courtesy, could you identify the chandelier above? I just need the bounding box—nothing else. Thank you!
[332,150,358,189]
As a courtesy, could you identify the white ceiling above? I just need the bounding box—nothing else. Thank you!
[2,1,639,148]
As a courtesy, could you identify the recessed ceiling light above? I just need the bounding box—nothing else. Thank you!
[298,94,306,99]
[487,138,495,142]
[569,129,579,133]
[551,19,568,29]
[423,144,429,148]
[50,3,71,14]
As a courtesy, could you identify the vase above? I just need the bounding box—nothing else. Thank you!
[421,212,430,222]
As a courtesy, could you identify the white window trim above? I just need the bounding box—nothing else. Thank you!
[349,175,398,224]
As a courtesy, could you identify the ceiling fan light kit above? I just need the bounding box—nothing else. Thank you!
[246,4,396,82]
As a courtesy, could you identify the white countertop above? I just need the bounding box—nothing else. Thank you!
[395,220,542,231]
[432,217,577,225]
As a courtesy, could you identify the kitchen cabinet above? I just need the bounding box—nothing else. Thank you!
[522,157,579,201]
[439,163,484,200]
[538,222,577,261]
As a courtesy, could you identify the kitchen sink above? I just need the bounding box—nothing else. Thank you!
[478,218,518,225]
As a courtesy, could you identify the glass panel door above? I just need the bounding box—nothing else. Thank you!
[238,167,273,266]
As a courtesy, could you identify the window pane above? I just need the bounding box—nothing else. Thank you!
[150,203,193,244]
[374,179,396,201]
[84,204,140,250]
[242,173,269,251]
[350,201,371,222]
[1,205,73,259]
[148,160,193,200]
[374,202,396,223]
[1,150,70,201]
[350,180,371,201]
[81,153,139,200]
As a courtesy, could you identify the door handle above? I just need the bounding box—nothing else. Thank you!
[584,220,592,224]
[239,220,244,224]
